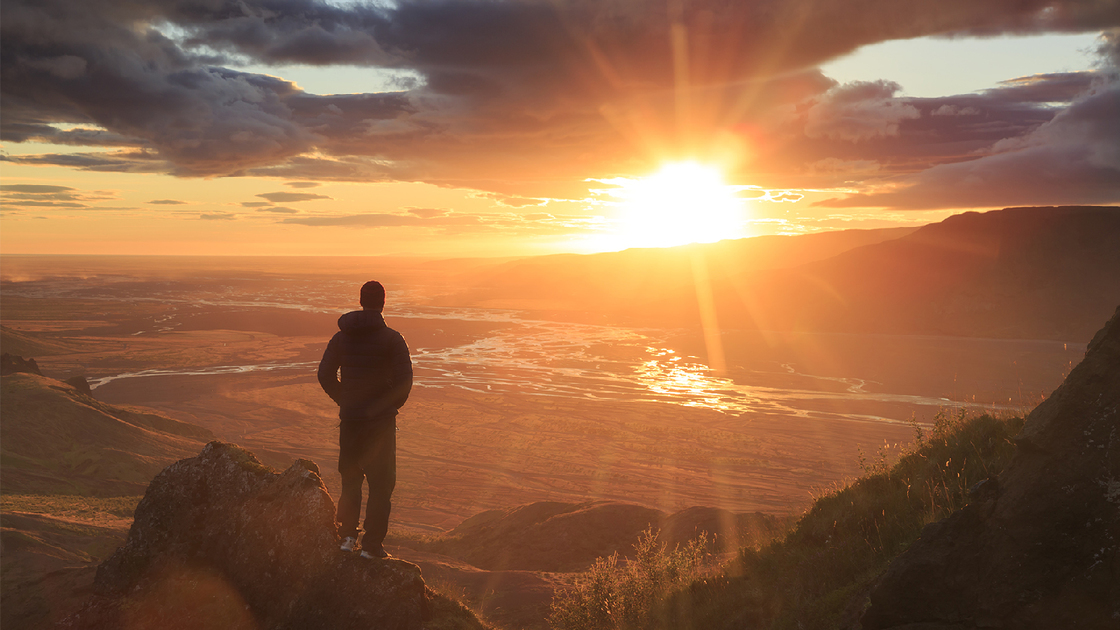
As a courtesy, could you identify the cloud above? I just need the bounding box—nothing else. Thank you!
[284,181,321,188]
[240,201,273,207]
[148,199,187,204]
[281,213,424,227]
[804,81,921,142]
[200,212,236,220]
[1,184,76,194]
[405,207,448,219]
[2,0,1119,208]
[255,191,331,202]
[765,192,804,203]
[0,182,117,209]
[256,206,298,214]
[815,80,1120,209]
[1,149,170,173]
[279,209,499,230]
[931,105,981,116]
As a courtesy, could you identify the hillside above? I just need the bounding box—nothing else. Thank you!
[548,306,1118,630]
[392,501,784,573]
[1,373,217,630]
[443,206,1119,341]
[1,373,214,496]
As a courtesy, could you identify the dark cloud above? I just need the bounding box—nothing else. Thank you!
[1,150,170,173]
[765,69,1108,194]
[2,124,144,147]
[284,181,320,188]
[240,201,273,207]
[2,200,88,208]
[0,182,117,209]
[1,184,76,194]
[148,199,187,204]
[804,81,921,142]
[200,212,236,220]
[815,81,1120,209]
[255,191,331,202]
[2,0,1119,208]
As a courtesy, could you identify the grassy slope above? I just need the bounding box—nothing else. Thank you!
[654,412,1025,630]
[1,373,214,496]
[0,495,137,630]
[547,412,1025,630]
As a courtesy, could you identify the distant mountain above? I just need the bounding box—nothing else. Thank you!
[445,206,1120,341]
[740,206,1120,340]
[438,225,917,319]
[0,373,214,496]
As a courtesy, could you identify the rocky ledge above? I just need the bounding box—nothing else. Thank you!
[62,442,429,630]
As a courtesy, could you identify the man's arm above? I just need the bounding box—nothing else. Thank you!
[317,336,343,405]
[388,333,413,411]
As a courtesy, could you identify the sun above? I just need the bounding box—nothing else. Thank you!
[609,161,745,249]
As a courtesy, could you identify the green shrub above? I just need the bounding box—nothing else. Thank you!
[549,528,714,630]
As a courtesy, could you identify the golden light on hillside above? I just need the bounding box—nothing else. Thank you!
[607,161,747,250]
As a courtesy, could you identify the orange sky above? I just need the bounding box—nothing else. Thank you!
[1,1,1118,257]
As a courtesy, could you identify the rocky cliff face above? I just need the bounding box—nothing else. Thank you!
[862,306,1120,629]
[62,442,430,630]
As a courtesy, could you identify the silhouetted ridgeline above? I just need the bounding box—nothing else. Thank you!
[61,442,486,630]
[446,206,1120,341]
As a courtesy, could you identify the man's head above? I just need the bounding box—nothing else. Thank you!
[360,281,386,311]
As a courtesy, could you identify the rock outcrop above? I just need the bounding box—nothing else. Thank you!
[1,352,42,376]
[62,442,430,630]
[862,306,1120,629]
[64,375,93,396]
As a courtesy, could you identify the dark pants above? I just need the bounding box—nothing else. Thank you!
[337,418,396,551]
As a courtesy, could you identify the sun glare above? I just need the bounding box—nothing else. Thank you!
[609,162,745,249]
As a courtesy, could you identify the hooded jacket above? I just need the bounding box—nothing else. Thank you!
[318,309,412,421]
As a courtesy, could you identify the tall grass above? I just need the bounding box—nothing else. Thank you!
[549,528,714,630]
[549,411,1024,630]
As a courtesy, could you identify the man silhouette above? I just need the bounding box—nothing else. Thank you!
[318,281,412,559]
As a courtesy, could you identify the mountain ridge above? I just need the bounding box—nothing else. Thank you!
[442,206,1120,341]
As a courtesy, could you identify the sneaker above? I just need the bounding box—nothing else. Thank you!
[360,547,390,559]
[340,537,357,552]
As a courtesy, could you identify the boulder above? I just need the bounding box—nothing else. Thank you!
[62,442,429,630]
[862,306,1120,629]
[65,375,93,396]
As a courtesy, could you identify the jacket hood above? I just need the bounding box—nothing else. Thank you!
[338,309,386,334]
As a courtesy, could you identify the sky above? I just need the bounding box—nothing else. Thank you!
[1,0,1118,257]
